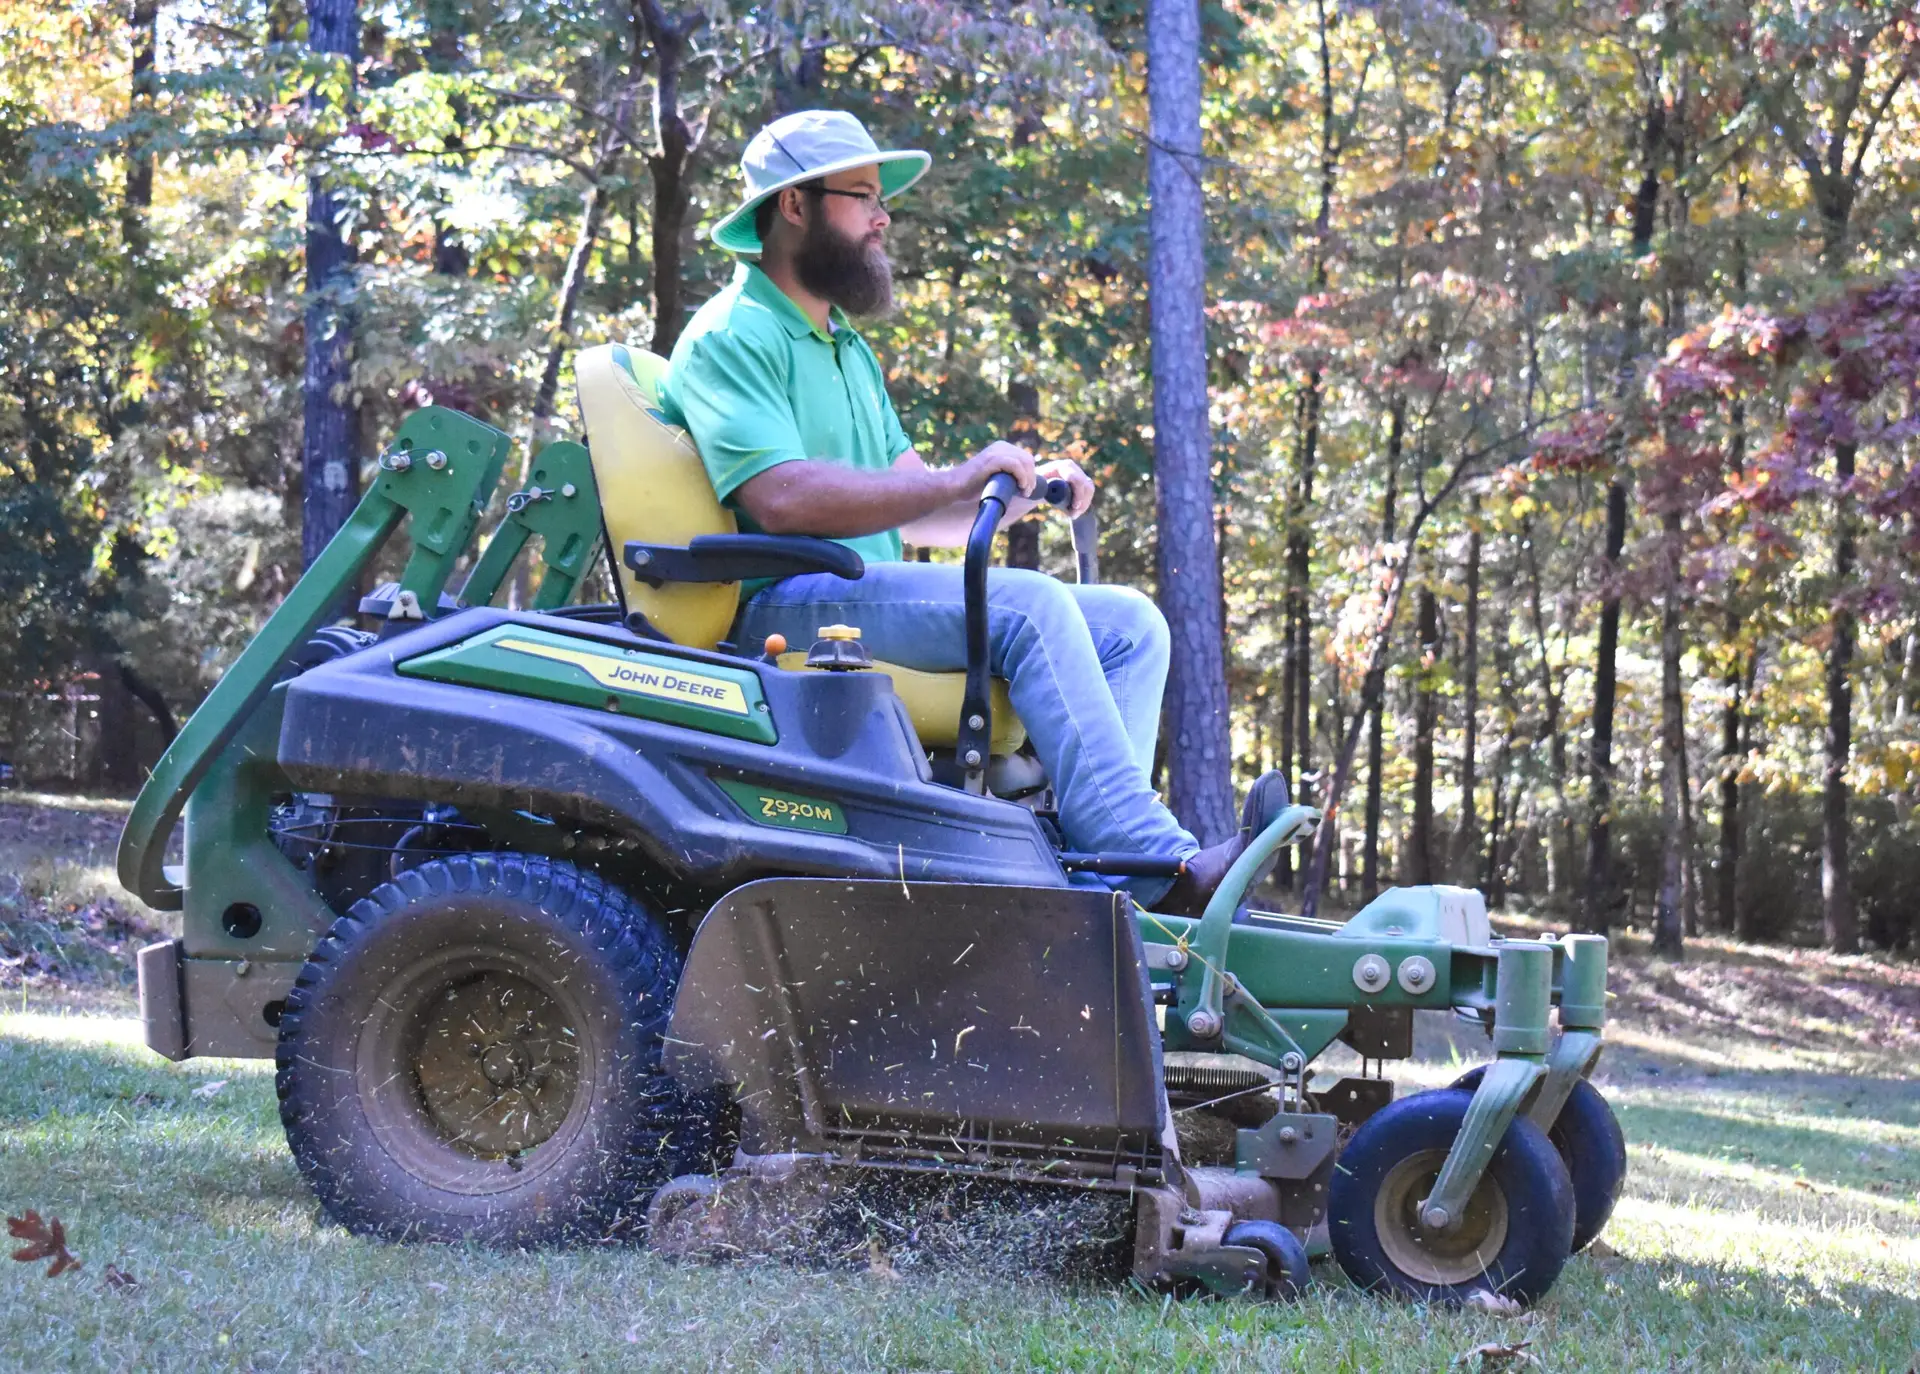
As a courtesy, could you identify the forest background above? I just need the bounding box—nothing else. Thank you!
[2,0,1917,959]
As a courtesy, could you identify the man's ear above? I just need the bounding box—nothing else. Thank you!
[778,185,809,230]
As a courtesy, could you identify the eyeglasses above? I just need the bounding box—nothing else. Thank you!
[807,186,888,216]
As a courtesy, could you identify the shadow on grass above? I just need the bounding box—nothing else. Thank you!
[1619,1084,1920,1159]
[1605,942,1920,1071]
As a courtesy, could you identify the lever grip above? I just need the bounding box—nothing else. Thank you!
[981,472,1022,507]
[980,473,1073,508]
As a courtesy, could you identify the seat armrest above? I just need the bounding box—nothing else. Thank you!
[623,534,865,587]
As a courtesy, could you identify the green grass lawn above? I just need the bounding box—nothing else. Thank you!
[3,965,1913,1371]
[3,802,1917,1370]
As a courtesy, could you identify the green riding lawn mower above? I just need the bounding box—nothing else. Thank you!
[119,362,1625,1308]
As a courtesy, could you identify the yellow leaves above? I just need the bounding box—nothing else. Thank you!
[1862,740,1920,793]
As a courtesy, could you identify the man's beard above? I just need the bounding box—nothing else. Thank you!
[793,213,894,318]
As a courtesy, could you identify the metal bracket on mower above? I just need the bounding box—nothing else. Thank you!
[117,408,514,908]
[1524,934,1608,1133]
[1132,1189,1268,1297]
[1418,941,1555,1228]
[1172,805,1321,1059]
[458,440,602,611]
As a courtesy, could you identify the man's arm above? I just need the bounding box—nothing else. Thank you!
[733,441,1038,539]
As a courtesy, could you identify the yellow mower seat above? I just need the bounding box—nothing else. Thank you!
[573,343,1027,755]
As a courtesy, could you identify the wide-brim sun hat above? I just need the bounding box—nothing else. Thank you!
[710,109,931,256]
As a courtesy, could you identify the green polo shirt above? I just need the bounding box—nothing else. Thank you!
[660,264,913,598]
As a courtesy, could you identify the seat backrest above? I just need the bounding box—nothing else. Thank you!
[575,343,738,649]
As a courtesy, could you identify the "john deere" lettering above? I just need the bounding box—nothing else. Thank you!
[496,637,751,716]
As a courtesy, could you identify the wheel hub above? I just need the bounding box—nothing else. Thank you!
[1374,1148,1511,1288]
[411,971,581,1158]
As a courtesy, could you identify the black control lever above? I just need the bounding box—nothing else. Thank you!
[957,474,1076,793]
[980,472,1072,510]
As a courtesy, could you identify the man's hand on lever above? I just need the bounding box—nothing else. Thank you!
[955,440,1037,499]
[1036,457,1094,519]
[899,443,1093,548]
[733,439,1091,549]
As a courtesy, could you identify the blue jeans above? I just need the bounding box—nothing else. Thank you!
[738,562,1200,899]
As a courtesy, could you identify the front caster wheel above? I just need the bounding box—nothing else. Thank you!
[1329,1088,1574,1306]
[1453,1067,1626,1254]
[1224,1220,1310,1299]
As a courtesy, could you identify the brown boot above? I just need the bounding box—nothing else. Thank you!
[1152,767,1290,917]
[1157,837,1245,916]
[1156,769,1292,916]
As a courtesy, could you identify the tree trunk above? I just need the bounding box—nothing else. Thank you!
[1823,441,1859,952]
[646,115,691,355]
[1003,113,1044,577]
[525,17,644,446]
[1718,613,1744,934]
[1145,0,1234,845]
[1004,376,1041,570]
[1718,367,1748,935]
[1516,523,1570,892]
[527,165,623,442]
[1362,400,1402,900]
[1681,727,1702,938]
[1456,495,1482,882]
[642,0,700,356]
[1004,516,1041,570]
[301,0,362,571]
[770,43,825,117]
[119,663,178,745]
[1280,0,1350,826]
[1653,507,1686,958]
[426,0,471,277]
[1733,659,1761,942]
[1408,582,1439,884]
[1484,754,1510,907]
[509,39,641,604]
[1287,377,1319,806]
[124,0,159,254]
[1582,90,1664,932]
[1582,477,1628,931]
[1300,464,1472,918]
[1361,679,1386,900]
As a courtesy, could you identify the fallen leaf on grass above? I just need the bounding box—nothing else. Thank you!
[103,1264,137,1291]
[867,1234,897,1280]
[1462,1289,1524,1316]
[191,1079,228,1100]
[1452,1339,1535,1370]
[424,1281,447,1294]
[8,1211,82,1277]
[1585,1239,1619,1259]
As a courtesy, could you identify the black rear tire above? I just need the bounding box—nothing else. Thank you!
[275,853,683,1244]
[1329,1088,1574,1306]
[1453,1067,1626,1253]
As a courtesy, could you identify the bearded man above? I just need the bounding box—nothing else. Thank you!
[660,110,1277,911]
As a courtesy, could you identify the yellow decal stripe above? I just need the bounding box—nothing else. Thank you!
[498,637,750,716]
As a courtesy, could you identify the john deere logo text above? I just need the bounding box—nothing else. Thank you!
[497,637,750,716]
